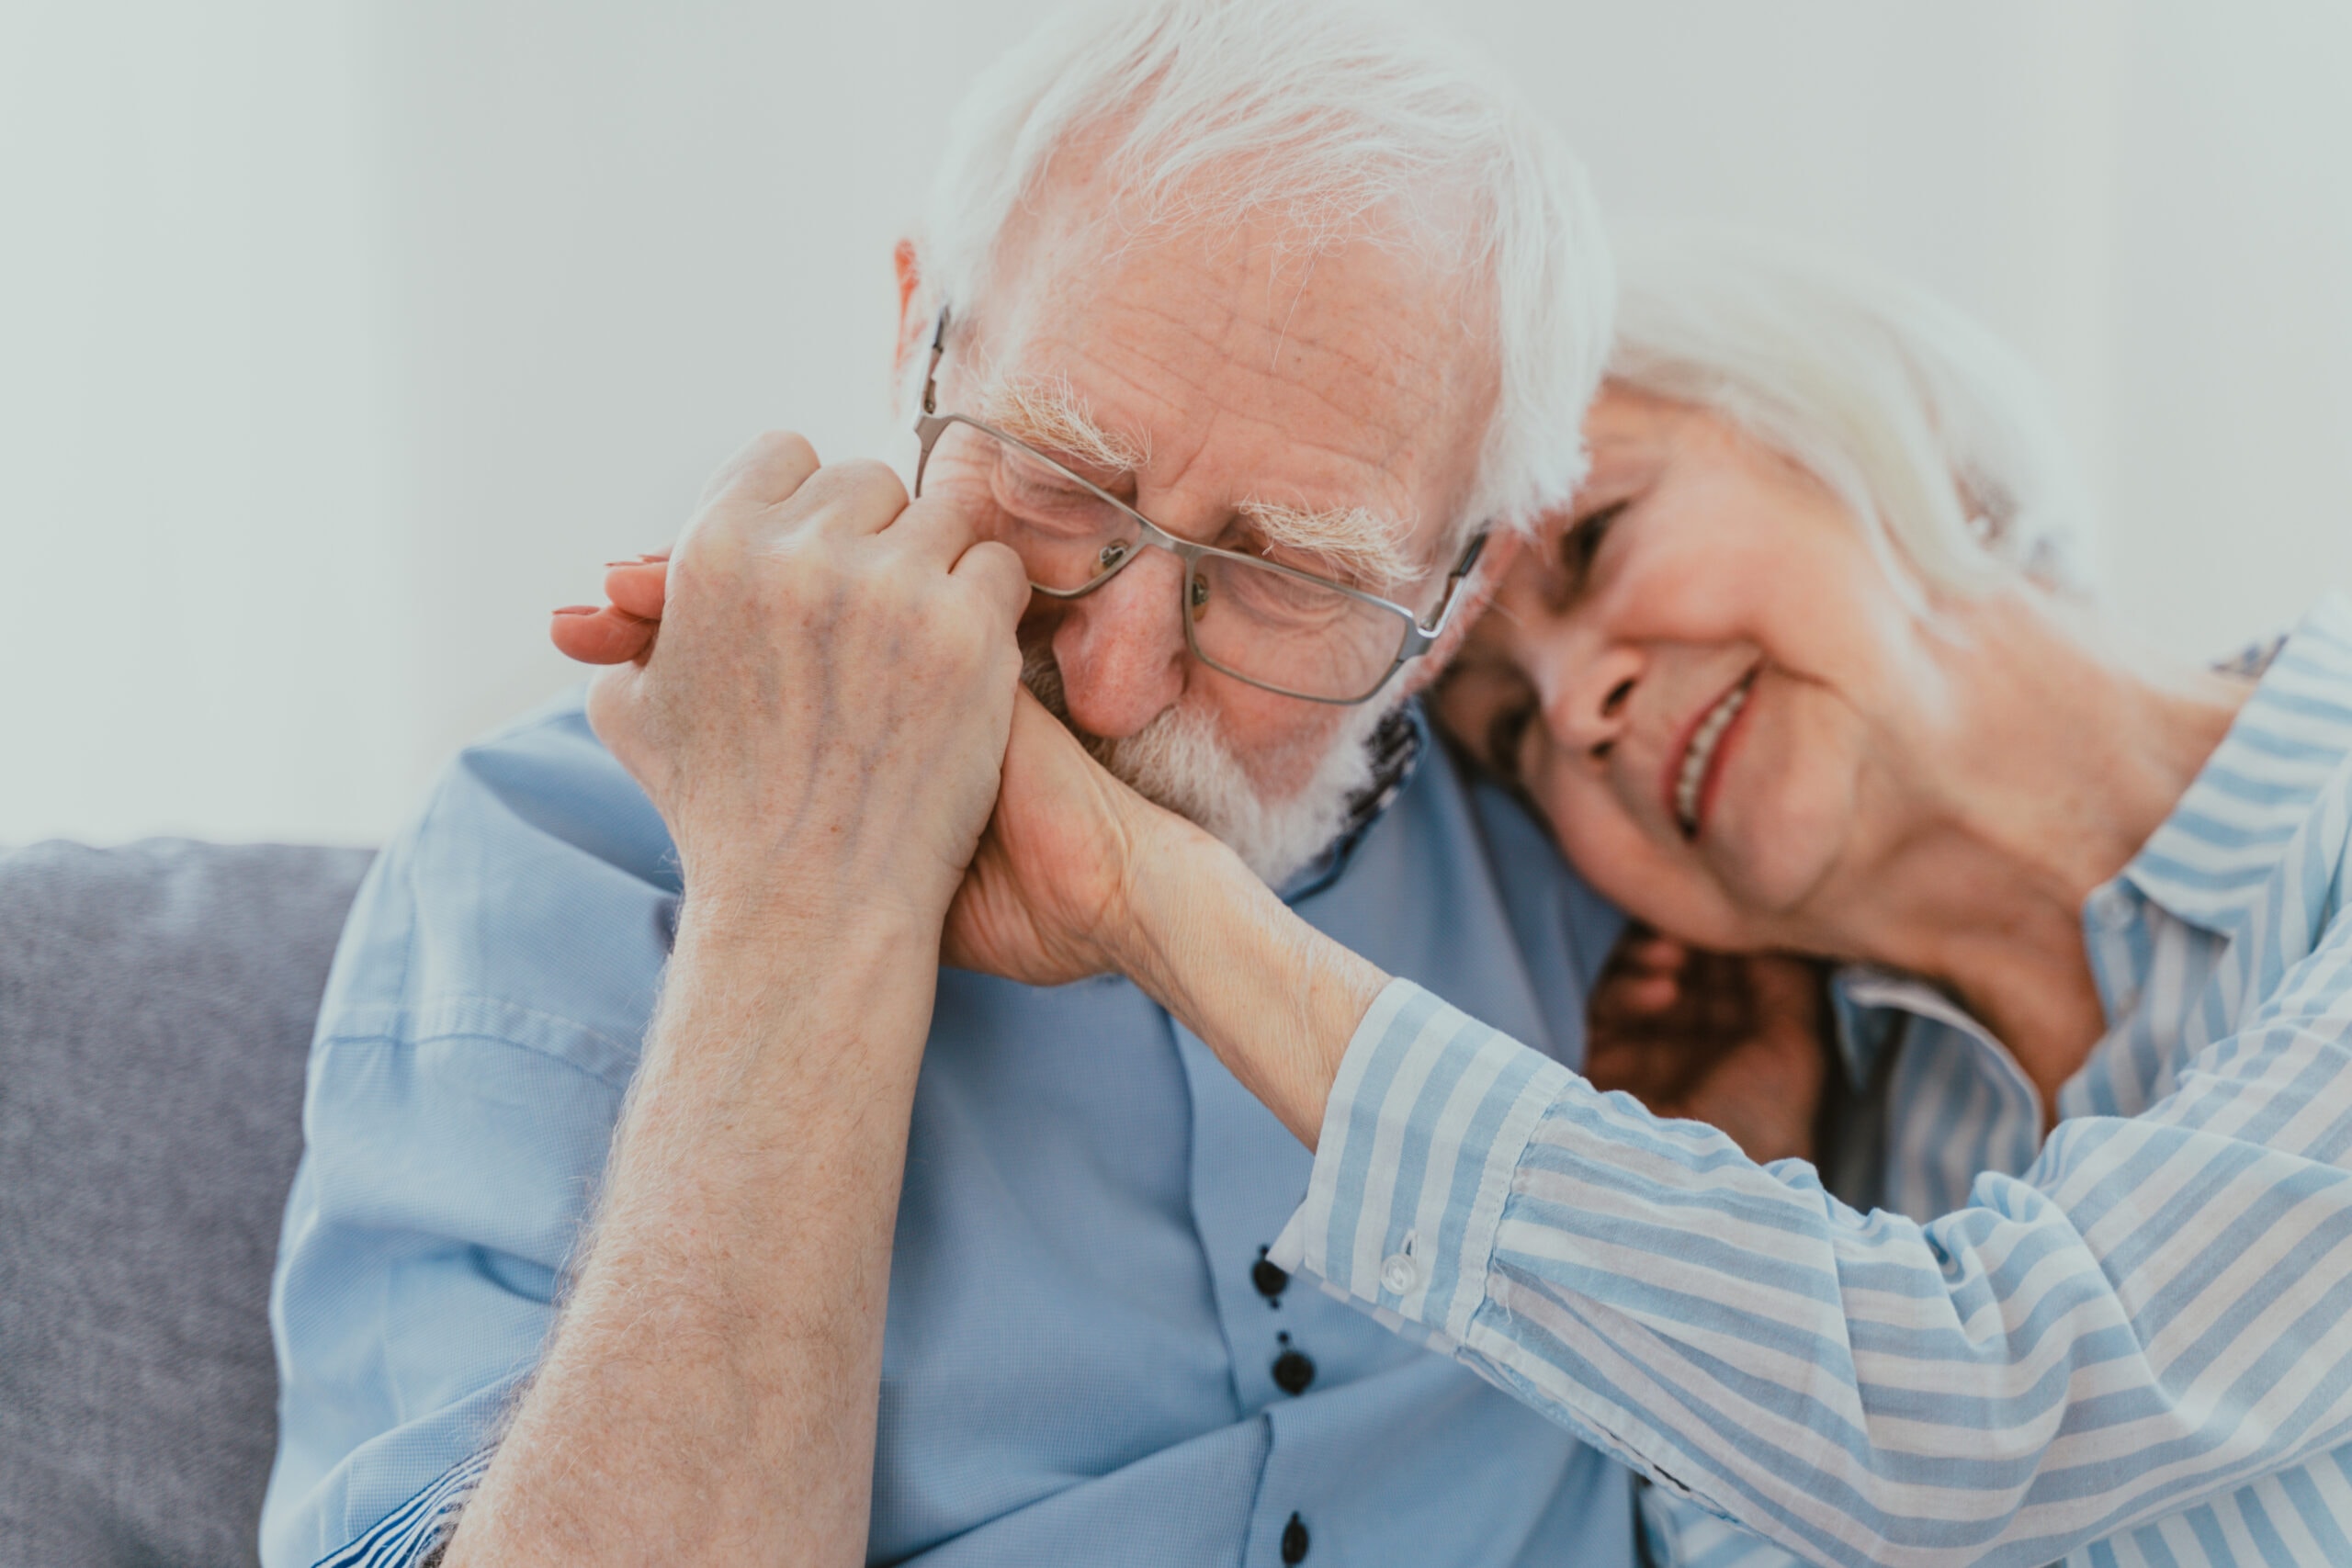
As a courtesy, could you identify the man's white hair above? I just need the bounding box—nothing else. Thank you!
[1609,223,2097,603]
[912,0,1614,541]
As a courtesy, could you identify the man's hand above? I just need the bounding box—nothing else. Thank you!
[1582,928,1831,1166]
[571,434,1030,931]
[558,543,1205,992]
[451,435,1032,1568]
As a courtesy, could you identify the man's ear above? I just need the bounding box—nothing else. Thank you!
[892,239,927,379]
[1396,529,1526,700]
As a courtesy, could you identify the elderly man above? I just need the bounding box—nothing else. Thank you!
[260,3,1652,1564]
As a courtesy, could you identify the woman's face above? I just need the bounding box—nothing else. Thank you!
[1438,386,1949,952]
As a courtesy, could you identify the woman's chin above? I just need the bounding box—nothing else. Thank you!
[1690,796,1846,935]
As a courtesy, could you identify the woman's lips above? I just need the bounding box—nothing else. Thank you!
[1667,670,1759,840]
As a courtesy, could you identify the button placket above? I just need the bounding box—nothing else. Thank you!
[1252,1245,1290,1303]
[1271,1331,1316,1395]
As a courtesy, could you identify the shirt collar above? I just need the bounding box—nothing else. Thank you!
[1279,700,1429,903]
[2115,592,2352,940]
[1827,964,1979,1089]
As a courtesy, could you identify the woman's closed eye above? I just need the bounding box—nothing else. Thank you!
[1553,499,1628,599]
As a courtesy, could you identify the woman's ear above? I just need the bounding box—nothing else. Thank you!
[892,239,927,378]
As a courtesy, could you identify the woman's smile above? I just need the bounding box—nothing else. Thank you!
[1668,665,1759,839]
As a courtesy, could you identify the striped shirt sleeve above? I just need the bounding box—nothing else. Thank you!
[1271,945,2352,1567]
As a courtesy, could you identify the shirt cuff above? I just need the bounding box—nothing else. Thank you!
[1269,978,1571,1347]
[312,1448,493,1568]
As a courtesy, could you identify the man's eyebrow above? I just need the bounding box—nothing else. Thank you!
[978,376,1148,476]
[977,376,1420,591]
[1237,499,1420,592]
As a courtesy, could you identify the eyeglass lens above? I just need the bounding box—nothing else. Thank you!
[918,420,1410,702]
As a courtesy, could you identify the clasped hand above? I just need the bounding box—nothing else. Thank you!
[556,432,1193,986]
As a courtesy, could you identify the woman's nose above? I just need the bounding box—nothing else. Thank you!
[1049,547,1190,739]
[1544,641,1644,759]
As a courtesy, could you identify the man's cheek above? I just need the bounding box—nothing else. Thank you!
[1215,689,1346,796]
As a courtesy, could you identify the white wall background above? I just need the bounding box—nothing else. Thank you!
[6,0,2349,846]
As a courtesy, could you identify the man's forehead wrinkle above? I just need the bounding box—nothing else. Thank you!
[998,219,1492,581]
[1017,213,1481,464]
[1114,283,1459,483]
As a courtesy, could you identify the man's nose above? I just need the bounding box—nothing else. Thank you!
[1050,547,1190,739]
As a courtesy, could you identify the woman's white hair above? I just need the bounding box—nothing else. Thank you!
[1610,223,2096,602]
[911,0,1614,539]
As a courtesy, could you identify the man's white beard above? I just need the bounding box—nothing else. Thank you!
[1023,644,1393,888]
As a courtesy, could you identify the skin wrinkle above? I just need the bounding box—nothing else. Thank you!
[1127,278,1442,456]
[1128,276,1456,458]
[1268,245,1320,372]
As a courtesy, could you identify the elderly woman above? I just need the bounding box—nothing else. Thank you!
[567,236,2352,1567]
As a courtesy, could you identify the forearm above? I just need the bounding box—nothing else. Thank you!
[1115,819,1390,1148]
[445,894,940,1567]
[1281,981,2352,1567]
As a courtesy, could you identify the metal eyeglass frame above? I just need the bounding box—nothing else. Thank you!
[910,306,1488,706]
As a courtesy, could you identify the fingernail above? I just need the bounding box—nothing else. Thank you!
[552,604,601,616]
[603,559,639,569]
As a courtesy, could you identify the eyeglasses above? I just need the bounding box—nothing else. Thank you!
[912,308,1488,705]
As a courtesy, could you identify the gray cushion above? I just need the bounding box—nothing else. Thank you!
[0,840,371,1568]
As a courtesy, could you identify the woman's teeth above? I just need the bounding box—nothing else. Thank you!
[1675,675,1754,837]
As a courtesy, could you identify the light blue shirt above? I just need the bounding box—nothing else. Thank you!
[260,696,1642,1566]
[1275,594,2352,1568]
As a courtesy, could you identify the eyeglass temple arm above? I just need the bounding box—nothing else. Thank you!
[921,304,952,415]
[1416,529,1489,637]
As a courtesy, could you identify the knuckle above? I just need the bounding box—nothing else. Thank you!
[787,458,907,527]
[752,429,818,466]
[704,429,819,507]
[831,457,910,510]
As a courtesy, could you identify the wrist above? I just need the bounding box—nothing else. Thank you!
[678,857,945,972]
[1107,814,1363,1125]
[653,882,945,1100]
[1107,809,1255,1011]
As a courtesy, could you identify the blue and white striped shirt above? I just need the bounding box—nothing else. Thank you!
[1272,593,2352,1568]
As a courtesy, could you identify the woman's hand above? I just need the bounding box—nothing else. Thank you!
[550,550,670,665]
[1583,927,1830,1166]
[941,686,1196,987]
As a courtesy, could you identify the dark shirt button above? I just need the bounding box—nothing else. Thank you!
[1271,1348,1316,1395]
[1281,1512,1310,1564]
[1252,1247,1290,1301]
